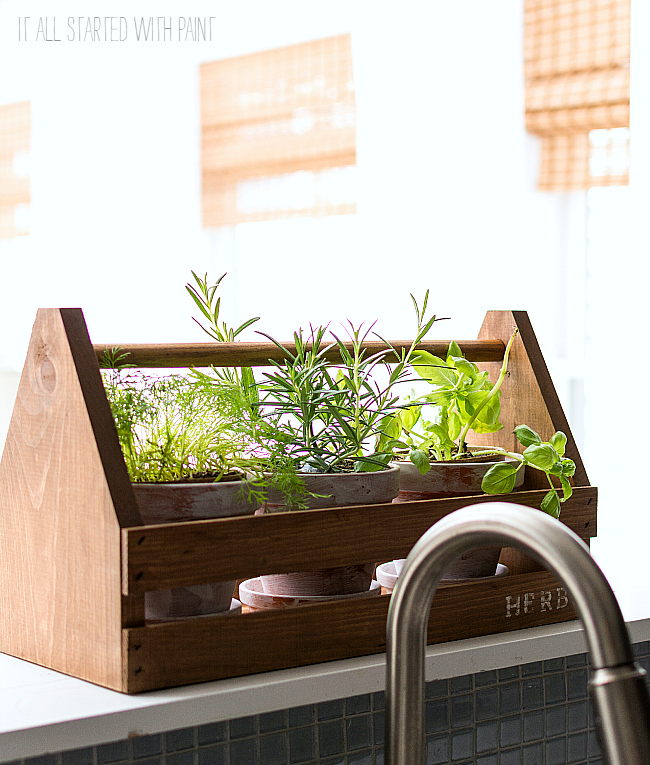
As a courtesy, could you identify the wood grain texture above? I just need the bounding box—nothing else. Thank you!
[471,311,590,573]
[0,309,126,689]
[123,487,597,594]
[0,309,595,693]
[93,340,506,368]
[471,311,588,488]
[123,569,577,692]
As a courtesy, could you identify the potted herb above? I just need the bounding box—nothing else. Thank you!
[382,327,523,502]
[188,279,441,602]
[101,295,266,620]
[381,322,575,579]
[252,323,406,600]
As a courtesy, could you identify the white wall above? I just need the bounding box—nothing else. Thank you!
[0,0,578,444]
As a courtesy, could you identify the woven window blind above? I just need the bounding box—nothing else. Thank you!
[200,34,356,227]
[0,101,30,239]
[525,0,630,190]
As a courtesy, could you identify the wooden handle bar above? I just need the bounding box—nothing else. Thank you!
[93,340,505,368]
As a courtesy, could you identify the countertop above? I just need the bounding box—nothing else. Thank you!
[3,610,650,761]
[2,515,649,760]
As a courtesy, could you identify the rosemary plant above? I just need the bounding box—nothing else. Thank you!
[255,291,441,474]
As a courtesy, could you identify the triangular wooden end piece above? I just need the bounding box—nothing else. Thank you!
[471,310,588,488]
[0,308,139,690]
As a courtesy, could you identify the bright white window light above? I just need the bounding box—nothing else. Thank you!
[589,127,630,178]
[12,150,30,178]
[13,204,29,232]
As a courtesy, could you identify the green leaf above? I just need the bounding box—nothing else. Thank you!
[423,389,454,407]
[232,315,261,339]
[452,357,476,378]
[523,444,557,471]
[514,425,542,448]
[383,414,403,439]
[448,411,461,441]
[559,476,573,502]
[410,448,431,475]
[424,422,453,444]
[462,392,502,433]
[550,431,567,456]
[481,462,520,494]
[411,351,456,386]
[400,404,420,432]
[447,340,462,359]
[541,490,561,518]
[561,458,576,477]
[354,452,391,472]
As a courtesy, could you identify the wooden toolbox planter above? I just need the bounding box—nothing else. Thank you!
[0,309,596,693]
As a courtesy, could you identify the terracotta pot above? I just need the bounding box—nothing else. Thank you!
[133,478,257,620]
[263,466,401,511]
[261,563,376,597]
[260,466,400,598]
[376,561,509,594]
[240,577,381,611]
[390,452,524,579]
[392,452,524,502]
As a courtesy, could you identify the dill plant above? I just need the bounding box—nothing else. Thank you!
[101,349,257,483]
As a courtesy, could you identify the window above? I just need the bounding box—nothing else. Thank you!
[0,101,30,239]
[200,35,356,226]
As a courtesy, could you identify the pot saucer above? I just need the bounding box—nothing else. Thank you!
[239,578,381,610]
[146,598,242,623]
[376,562,509,594]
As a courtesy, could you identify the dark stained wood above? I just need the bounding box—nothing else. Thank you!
[471,311,590,574]
[123,487,597,595]
[471,311,588,488]
[60,311,141,528]
[123,569,577,692]
[93,339,506,368]
[121,595,145,628]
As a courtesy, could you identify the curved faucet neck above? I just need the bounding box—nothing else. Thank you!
[385,502,650,765]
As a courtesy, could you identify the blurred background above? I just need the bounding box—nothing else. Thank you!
[1,0,648,602]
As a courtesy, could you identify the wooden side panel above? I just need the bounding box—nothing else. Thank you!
[472,310,588,487]
[471,311,590,573]
[0,309,129,690]
[123,570,576,692]
[123,487,597,594]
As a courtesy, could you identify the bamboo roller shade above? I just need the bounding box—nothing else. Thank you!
[0,101,30,239]
[200,34,356,226]
[524,0,630,190]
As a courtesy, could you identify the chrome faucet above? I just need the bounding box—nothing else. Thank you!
[385,502,650,765]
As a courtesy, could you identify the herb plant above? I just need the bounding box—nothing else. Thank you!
[480,426,576,518]
[379,330,518,473]
[184,272,319,507]
[254,292,441,474]
[101,349,255,483]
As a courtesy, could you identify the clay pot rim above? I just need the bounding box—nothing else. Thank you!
[131,472,247,486]
[391,449,518,466]
[239,577,381,606]
[264,465,400,477]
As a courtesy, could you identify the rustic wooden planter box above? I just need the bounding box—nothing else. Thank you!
[0,309,595,693]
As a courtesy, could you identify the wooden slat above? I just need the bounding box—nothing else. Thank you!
[123,487,596,595]
[94,340,506,368]
[123,569,577,692]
